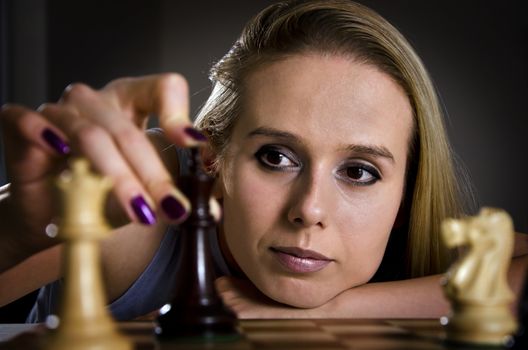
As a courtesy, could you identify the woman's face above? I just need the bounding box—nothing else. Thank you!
[218,53,413,307]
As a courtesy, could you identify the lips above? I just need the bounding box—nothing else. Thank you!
[270,246,333,273]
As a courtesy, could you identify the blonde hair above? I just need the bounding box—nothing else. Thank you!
[195,0,470,278]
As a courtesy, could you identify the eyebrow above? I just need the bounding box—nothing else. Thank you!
[247,127,395,163]
[247,127,296,141]
[342,144,395,163]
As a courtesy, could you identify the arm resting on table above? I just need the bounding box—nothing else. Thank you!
[324,253,528,318]
[219,253,528,319]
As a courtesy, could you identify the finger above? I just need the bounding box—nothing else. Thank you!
[215,277,240,307]
[215,276,248,297]
[49,102,190,223]
[102,74,207,147]
[209,197,222,223]
[96,121,190,223]
[45,103,156,224]
[1,104,70,185]
[215,276,231,294]
[56,84,192,223]
[215,277,245,317]
[1,104,70,157]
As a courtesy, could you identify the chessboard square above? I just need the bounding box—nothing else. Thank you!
[321,324,407,335]
[251,340,346,349]
[245,330,336,343]
[240,320,316,329]
[388,319,441,329]
[387,319,446,340]
[119,321,157,336]
[315,319,387,326]
[242,326,320,334]
[133,338,158,350]
[157,340,252,350]
[342,337,444,350]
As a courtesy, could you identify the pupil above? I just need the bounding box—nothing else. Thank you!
[267,151,283,165]
[347,167,363,179]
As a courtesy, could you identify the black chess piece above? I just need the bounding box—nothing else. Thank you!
[156,148,239,341]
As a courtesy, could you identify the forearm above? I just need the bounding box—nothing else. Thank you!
[218,273,449,319]
[0,184,56,272]
[0,245,61,307]
[313,275,448,318]
[222,253,528,320]
[0,185,29,272]
[306,255,528,319]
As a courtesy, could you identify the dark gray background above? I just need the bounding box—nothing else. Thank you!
[1,0,527,232]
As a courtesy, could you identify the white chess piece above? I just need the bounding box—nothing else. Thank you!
[44,158,131,350]
[441,207,518,345]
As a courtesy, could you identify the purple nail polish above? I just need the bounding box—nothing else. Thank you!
[184,127,207,142]
[131,195,157,225]
[161,195,187,221]
[42,128,70,155]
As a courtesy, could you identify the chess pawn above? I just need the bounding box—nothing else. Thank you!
[156,148,239,341]
[441,208,518,346]
[44,158,131,350]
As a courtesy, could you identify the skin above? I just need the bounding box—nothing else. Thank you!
[217,53,414,308]
[1,58,527,319]
[0,75,196,273]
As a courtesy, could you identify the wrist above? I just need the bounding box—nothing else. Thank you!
[0,186,48,271]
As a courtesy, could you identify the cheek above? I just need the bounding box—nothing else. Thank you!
[220,159,285,261]
[219,154,405,307]
[332,182,404,284]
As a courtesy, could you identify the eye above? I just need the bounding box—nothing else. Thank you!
[336,163,381,186]
[254,145,299,171]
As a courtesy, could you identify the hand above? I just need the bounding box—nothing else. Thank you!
[215,276,316,319]
[0,74,203,269]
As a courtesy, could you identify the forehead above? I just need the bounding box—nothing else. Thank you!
[236,53,413,159]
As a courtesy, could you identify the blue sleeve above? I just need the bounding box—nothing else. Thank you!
[27,228,182,322]
[108,228,182,320]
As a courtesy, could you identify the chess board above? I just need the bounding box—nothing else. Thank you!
[233,319,446,350]
[0,318,451,349]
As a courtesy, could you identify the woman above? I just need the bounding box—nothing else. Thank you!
[0,0,526,321]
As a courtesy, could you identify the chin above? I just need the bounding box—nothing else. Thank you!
[276,296,328,309]
[255,275,337,309]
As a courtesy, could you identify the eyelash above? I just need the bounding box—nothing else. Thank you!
[254,145,300,171]
[254,145,381,186]
[335,163,381,186]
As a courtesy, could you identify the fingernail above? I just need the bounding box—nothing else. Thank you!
[42,128,70,155]
[130,195,157,225]
[184,127,207,142]
[161,195,187,221]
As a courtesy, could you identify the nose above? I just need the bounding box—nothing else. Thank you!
[287,168,330,229]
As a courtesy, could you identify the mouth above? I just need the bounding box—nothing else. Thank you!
[270,246,334,273]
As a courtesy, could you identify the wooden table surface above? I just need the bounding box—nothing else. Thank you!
[0,318,493,349]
